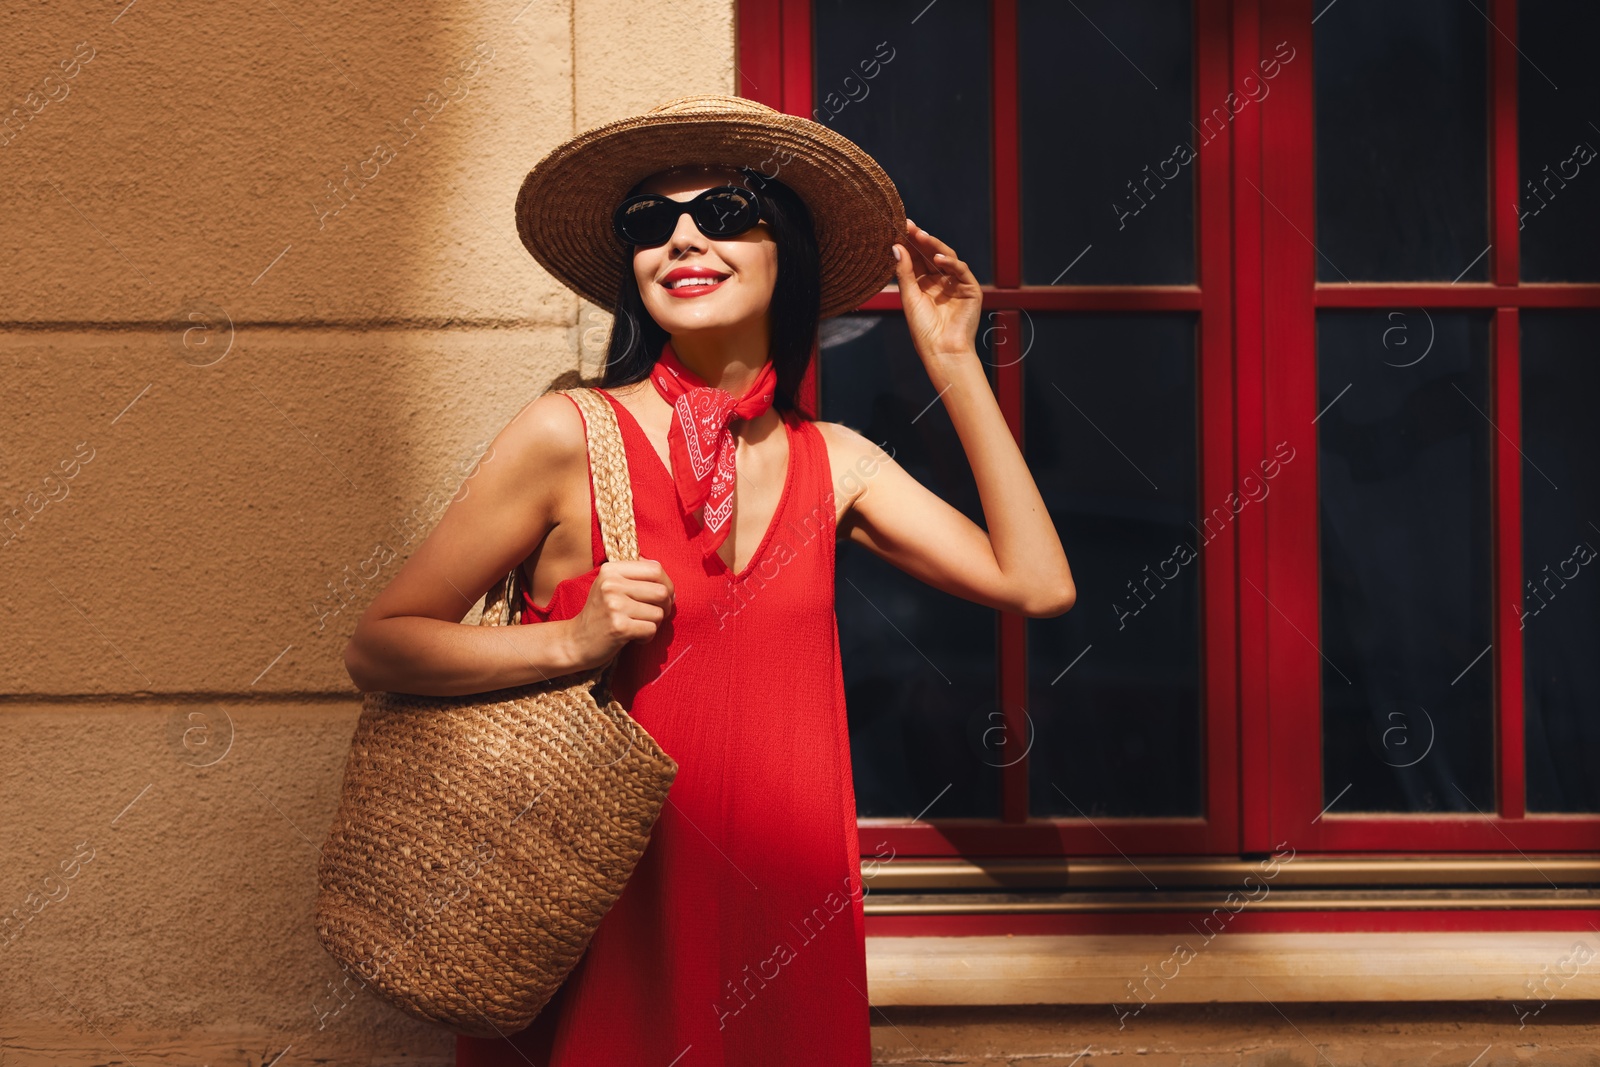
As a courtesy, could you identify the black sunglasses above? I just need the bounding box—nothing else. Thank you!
[612,184,767,247]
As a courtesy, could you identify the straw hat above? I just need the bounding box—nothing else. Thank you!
[514,94,905,320]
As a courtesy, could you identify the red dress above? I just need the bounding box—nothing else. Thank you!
[456,387,870,1066]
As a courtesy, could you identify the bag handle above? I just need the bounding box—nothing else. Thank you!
[478,386,640,630]
[561,386,641,568]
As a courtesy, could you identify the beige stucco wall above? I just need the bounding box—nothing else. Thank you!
[0,1,734,1061]
[12,4,1598,1065]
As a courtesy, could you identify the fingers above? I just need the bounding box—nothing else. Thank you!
[899,218,940,275]
[891,236,920,289]
[597,559,675,617]
[616,578,674,616]
[588,573,670,648]
[600,558,675,600]
[904,218,971,280]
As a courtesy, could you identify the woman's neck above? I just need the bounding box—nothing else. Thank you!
[668,322,771,396]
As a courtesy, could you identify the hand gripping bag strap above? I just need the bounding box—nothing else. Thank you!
[551,387,639,696]
[477,386,638,640]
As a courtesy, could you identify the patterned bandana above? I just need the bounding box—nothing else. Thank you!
[648,340,779,561]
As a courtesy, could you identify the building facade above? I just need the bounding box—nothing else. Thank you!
[2,0,1596,1062]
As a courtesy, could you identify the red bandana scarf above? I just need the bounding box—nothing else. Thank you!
[648,340,779,560]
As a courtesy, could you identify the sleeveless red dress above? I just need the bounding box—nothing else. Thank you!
[456,387,870,1066]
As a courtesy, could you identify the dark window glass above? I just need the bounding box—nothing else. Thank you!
[1317,311,1494,812]
[1017,0,1194,285]
[1518,1,1600,281]
[813,0,993,284]
[820,313,1001,818]
[1024,314,1202,817]
[1313,0,1488,282]
[1520,312,1600,812]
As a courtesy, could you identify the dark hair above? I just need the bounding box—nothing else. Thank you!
[600,167,821,417]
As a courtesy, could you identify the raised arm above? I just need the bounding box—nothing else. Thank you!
[823,219,1075,618]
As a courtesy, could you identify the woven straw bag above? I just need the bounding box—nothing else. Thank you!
[315,386,679,1038]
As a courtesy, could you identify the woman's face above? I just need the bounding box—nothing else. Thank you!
[629,165,778,338]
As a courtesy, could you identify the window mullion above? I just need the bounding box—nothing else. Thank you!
[1490,0,1519,287]
[1488,0,1525,820]
[1493,307,1526,819]
[989,0,1029,823]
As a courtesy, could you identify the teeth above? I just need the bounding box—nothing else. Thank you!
[667,275,725,289]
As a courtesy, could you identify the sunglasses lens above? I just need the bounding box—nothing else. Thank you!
[692,188,760,236]
[614,197,679,245]
[612,187,763,245]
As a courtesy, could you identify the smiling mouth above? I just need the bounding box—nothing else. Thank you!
[661,272,731,296]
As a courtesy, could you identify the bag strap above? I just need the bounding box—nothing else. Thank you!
[559,387,641,566]
[478,386,639,629]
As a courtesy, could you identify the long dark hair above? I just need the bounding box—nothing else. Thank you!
[600,167,821,417]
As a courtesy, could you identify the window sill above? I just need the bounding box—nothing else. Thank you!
[860,855,1600,891]
[864,931,1600,1005]
[862,887,1600,914]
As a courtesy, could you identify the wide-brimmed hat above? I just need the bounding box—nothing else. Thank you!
[514,94,904,320]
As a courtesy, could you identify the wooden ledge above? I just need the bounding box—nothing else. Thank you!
[863,887,1600,913]
[864,932,1600,1005]
[861,856,1600,891]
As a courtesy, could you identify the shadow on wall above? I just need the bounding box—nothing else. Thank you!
[0,0,737,1061]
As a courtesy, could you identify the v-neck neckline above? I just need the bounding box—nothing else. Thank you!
[598,387,796,583]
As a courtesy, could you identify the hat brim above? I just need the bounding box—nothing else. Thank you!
[515,101,905,321]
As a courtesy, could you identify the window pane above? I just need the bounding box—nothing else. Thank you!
[1317,311,1494,812]
[814,0,993,284]
[1024,314,1202,817]
[1518,1,1600,281]
[1017,0,1194,285]
[1521,311,1600,812]
[1314,0,1488,282]
[820,314,1000,818]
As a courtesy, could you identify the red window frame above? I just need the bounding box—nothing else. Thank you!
[739,0,1600,863]
[1260,0,1600,852]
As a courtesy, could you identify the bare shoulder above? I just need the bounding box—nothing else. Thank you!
[474,390,591,523]
[495,390,589,471]
[811,419,900,520]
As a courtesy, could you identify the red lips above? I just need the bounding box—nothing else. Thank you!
[660,265,731,298]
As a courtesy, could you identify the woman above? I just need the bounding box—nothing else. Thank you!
[344,95,1074,1066]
